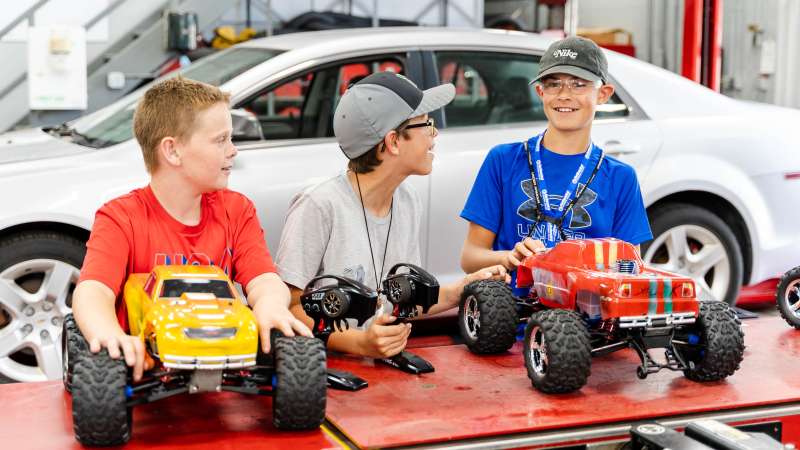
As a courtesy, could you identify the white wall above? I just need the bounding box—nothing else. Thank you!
[0,0,168,128]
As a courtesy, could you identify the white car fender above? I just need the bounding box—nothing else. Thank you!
[643,153,768,281]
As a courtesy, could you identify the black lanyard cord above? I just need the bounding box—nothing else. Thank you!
[354,172,393,293]
[523,140,604,240]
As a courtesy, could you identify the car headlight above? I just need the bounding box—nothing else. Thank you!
[183,327,237,339]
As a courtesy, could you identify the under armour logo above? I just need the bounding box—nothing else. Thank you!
[553,49,578,59]
[517,179,597,229]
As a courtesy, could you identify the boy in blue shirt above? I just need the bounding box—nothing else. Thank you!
[460,36,652,295]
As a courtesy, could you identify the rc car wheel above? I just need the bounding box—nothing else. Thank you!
[71,346,132,446]
[458,280,518,354]
[272,336,326,430]
[61,313,86,393]
[777,266,800,329]
[322,290,350,319]
[524,309,591,393]
[676,301,744,382]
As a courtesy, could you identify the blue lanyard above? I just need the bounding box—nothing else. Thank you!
[523,133,604,242]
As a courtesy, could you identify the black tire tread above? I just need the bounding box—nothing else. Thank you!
[524,309,592,394]
[71,347,131,446]
[273,336,327,430]
[683,301,745,382]
[776,267,800,329]
[459,280,518,354]
[62,313,86,393]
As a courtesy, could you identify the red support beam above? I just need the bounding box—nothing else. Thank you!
[682,0,703,83]
[705,0,723,91]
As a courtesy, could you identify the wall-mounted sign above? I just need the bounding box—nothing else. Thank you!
[27,25,87,110]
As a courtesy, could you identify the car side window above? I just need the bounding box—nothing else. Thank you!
[434,51,631,126]
[595,90,631,119]
[237,55,405,140]
[434,51,544,127]
[144,273,156,298]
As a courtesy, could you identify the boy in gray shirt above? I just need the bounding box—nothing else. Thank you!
[276,72,508,358]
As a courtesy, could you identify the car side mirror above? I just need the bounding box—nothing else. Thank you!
[231,109,264,141]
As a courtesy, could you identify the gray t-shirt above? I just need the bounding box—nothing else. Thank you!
[276,172,423,318]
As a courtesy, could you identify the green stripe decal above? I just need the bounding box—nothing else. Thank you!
[649,278,658,315]
[663,279,673,314]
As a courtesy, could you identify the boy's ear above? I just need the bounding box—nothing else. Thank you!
[158,136,182,167]
[596,84,615,105]
[534,83,545,99]
[383,130,401,156]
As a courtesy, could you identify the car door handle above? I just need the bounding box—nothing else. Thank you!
[603,140,640,157]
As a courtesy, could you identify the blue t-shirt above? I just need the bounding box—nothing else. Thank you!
[461,136,653,294]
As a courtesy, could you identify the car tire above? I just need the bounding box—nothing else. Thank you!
[61,313,85,393]
[71,344,132,446]
[524,309,592,394]
[0,231,85,382]
[458,280,518,354]
[677,301,745,382]
[643,203,743,305]
[272,336,326,430]
[776,266,800,329]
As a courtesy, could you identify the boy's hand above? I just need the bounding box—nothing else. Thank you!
[88,332,149,382]
[253,299,313,353]
[504,237,547,269]
[359,314,411,358]
[464,264,511,286]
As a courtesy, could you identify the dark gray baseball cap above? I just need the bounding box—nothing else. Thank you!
[533,36,609,84]
[333,72,455,159]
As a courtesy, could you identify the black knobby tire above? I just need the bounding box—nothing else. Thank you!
[272,336,327,430]
[71,348,132,446]
[458,280,518,354]
[776,267,800,329]
[680,301,745,382]
[643,203,743,305]
[61,314,86,393]
[523,309,592,394]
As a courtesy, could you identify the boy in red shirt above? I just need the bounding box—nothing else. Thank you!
[72,77,311,382]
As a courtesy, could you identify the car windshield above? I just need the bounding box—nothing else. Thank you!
[70,47,282,148]
[160,279,235,299]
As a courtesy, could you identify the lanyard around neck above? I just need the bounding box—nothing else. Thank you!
[523,133,604,240]
[354,172,393,292]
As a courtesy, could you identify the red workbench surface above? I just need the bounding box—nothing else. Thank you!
[1,315,798,449]
[0,381,345,450]
[325,315,800,448]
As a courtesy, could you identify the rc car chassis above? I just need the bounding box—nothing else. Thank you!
[64,266,326,446]
[459,238,745,393]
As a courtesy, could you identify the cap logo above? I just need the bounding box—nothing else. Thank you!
[553,49,578,59]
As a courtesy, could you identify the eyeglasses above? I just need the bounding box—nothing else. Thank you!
[538,78,599,95]
[403,118,437,136]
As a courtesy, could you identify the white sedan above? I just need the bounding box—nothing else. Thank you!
[1,27,799,382]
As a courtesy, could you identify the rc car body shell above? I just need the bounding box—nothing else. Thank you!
[123,265,258,369]
[516,238,700,320]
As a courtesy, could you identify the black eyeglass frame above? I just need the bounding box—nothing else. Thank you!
[402,118,436,132]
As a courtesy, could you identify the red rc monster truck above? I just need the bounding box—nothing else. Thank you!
[458,238,745,393]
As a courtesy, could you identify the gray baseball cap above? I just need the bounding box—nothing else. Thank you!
[333,72,455,159]
[533,36,609,84]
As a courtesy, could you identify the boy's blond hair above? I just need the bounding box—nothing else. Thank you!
[133,76,230,173]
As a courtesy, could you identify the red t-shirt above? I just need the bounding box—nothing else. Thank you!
[79,185,276,330]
